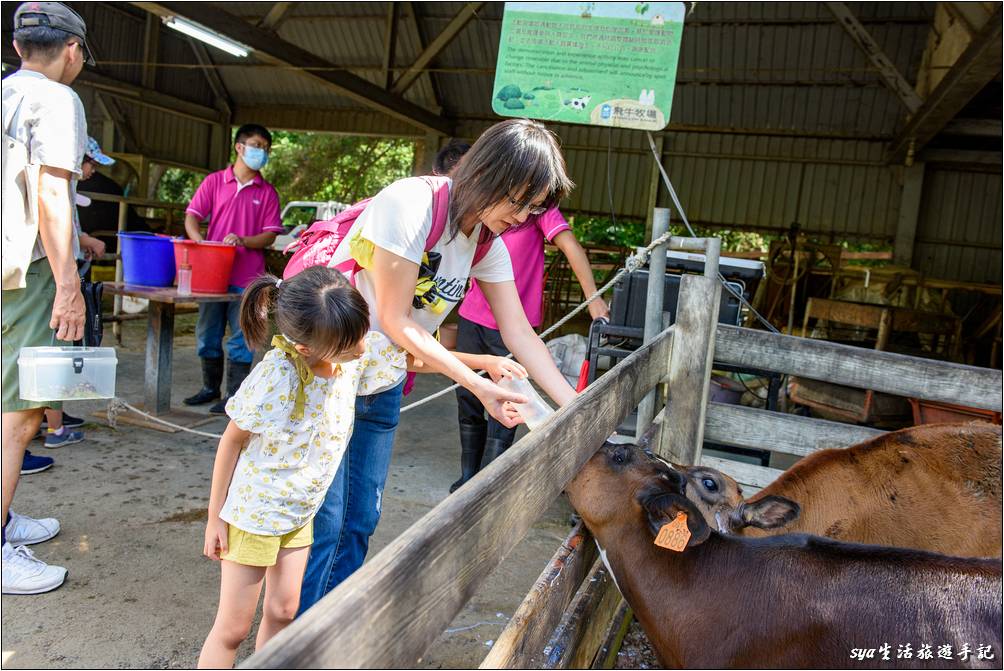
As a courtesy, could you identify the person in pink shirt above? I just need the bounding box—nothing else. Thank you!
[182,124,283,414]
[437,140,611,492]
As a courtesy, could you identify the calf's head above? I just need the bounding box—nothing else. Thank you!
[565,442,711,550]
[680,465,800,534]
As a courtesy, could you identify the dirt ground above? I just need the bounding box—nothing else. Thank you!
[1,315,579,669]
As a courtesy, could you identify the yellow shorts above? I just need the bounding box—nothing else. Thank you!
[220,521,313,567]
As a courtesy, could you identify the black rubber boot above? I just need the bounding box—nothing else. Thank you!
[449,423,487,493]
[183,357,223,406]
[210,361,252,415]
[478,437,514,471]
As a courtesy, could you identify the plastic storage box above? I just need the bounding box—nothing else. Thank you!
[18,347,118,401]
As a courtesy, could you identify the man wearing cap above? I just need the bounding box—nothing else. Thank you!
[2,0,94,595]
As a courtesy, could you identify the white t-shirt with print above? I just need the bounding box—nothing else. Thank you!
[2,69,85,262]
[327,177,514,369]
[221,331,407,536]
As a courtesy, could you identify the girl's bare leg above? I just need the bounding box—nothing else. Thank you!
[198,560,266,668]
[255,545,311,650]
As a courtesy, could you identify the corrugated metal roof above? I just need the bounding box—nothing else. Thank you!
[17,1,993,284]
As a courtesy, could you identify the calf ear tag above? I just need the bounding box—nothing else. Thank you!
[654,512,691,551]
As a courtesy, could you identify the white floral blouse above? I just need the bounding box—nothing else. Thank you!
[220,331,407,535]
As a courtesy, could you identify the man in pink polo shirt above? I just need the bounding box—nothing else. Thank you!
[438,140,610,492]
[182,124,283,414]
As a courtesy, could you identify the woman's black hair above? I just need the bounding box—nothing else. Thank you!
[433,139,471,176]
[240,266,369,360]
[449,119,574,244]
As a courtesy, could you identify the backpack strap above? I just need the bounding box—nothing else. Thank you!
[471,237,493,268]
[418,175,451,251]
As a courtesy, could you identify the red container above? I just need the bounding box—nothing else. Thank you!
[172,240,236,294]
[909,398,1002,425]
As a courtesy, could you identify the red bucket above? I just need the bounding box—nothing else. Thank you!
[172,240,236,294]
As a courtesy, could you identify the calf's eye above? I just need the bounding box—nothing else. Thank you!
[701,478,718,492]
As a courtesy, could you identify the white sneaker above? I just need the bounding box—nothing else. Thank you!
[1,542,67,594]
[5,511,60,545]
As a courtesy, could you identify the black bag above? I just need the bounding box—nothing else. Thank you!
[77,259,104,347]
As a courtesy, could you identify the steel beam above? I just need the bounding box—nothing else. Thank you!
[887,5,1003,163]
[825,2,923,113]
[391,2,483,96]
[136,1,453,135]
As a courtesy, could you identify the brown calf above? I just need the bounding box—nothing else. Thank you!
[683,422,1002,558]
[566,441,1003,669]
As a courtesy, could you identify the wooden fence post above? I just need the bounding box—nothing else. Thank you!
[657,273,721,464]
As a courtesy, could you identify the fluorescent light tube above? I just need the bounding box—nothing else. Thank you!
[163,16,250,58]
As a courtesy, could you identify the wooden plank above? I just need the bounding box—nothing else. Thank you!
[700,455,783,490]
[540,561,621,669]
[570,582,623,670]
[589,602,632,670]
[658,274,721,463]
[145,301,174,414]
[825,2,923,113]
[242,328,675,669]
[104,283,241,304]
[481,523,598,669]
[715,325,1003,412]
[704,402,884,458]
[805,297,887,329]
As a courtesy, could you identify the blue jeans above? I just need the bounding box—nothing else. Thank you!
[195,286,252,363]
[298,379,405,614]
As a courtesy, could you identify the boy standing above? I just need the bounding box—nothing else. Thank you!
[182,124,282,414]
[2,0,93,594]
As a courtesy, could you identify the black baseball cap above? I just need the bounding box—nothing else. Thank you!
[13,2,95,66]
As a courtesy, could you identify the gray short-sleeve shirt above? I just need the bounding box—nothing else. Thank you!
[2,69,86,261]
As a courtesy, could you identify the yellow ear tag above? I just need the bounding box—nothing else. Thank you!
[654,512,691,552]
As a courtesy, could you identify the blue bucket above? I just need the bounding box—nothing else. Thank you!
[118,232,176,287]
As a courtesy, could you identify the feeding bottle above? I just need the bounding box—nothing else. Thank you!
[499,375,554,430]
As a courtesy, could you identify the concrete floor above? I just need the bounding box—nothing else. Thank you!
[1,315,575,669]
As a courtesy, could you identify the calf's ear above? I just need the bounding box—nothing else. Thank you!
[735,495,800,530]
[640,489,711,549]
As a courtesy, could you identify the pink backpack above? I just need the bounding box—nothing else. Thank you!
[282,176,491,280]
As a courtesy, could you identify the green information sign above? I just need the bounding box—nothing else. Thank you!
[493,2,685,131]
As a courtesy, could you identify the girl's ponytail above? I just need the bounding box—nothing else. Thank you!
[240,273,280,352]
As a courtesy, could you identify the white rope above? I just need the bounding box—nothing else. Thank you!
[106,398,225,439]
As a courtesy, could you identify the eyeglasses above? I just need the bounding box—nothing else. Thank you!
[239,141,270,153]
[507,194,547,217]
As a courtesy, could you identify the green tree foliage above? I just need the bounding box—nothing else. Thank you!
[156,167,202,204]
[265,131,415,206]
[154,132,415,223]
[569,214,776,252]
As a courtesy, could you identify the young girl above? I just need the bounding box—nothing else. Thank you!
[197,266,406,668]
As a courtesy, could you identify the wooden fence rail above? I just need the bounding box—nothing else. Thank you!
[715,325,1003,411]
[240,269,1000,668]
[242,329,675,669]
